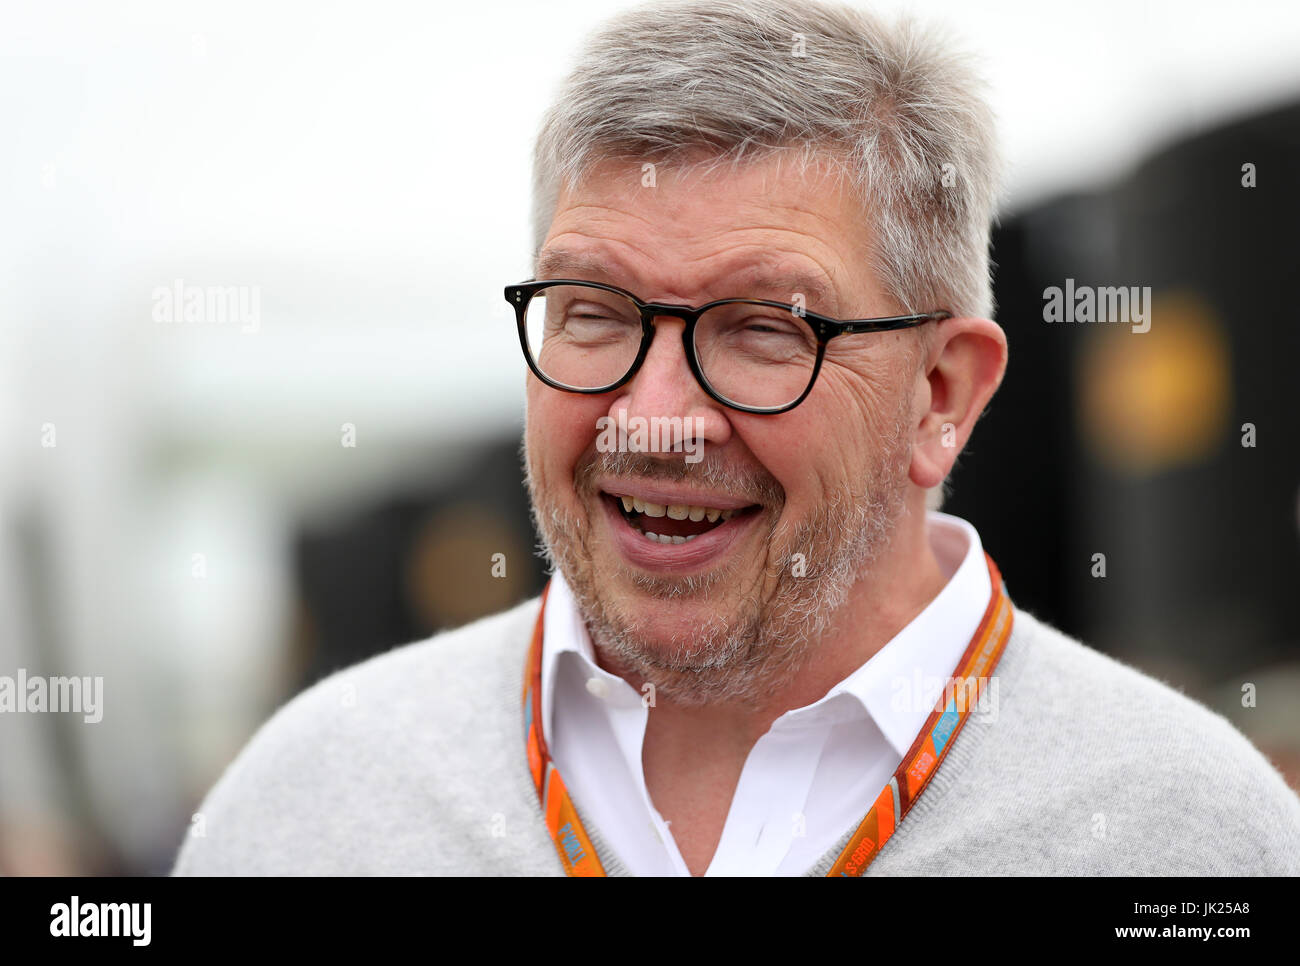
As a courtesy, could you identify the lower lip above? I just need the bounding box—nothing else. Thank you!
[598,495,758,573]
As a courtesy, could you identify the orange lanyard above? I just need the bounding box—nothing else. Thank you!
[522,552,1014,876]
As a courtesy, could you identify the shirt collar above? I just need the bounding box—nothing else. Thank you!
[539,566,633,743]
[800,510,992,755]
[540,510,992,755]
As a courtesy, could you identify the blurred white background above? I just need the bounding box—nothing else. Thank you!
[2,0,1299,873]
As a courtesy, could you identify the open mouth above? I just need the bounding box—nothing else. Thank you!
[603,492,760,545]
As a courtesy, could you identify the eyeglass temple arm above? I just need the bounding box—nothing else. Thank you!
[836,311,951,335]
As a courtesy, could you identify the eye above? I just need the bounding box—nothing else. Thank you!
[562,301,638,329]
[567,301,633,322]
[545,298,640,347]
[711,309,810,343]
[738,315,803,336]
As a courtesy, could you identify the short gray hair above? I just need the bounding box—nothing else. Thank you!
[530,0,1003,321]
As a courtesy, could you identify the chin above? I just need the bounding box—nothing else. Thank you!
[615,592,728,641]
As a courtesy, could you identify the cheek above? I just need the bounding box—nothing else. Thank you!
[734,409,842,506]
[821,361,908,442]
[525,383,603,489]
[737,373,896,500]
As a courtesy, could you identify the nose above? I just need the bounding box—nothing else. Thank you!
[606,314,732,457]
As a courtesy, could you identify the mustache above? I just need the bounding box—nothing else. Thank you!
[574,448,785,509]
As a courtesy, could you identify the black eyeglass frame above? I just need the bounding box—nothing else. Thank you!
[505,278,951,415]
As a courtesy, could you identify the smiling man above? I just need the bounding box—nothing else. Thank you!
[516,149,1002,875]
[174,0,1300,877]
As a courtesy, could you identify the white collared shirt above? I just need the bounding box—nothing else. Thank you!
[540,510,992,876]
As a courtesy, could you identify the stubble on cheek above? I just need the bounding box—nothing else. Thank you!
[522,425,591,573]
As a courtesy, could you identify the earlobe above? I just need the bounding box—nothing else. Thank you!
[908,428,950,490]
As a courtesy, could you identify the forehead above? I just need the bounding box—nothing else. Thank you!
[535,246,840,314]
[538,153,876,315]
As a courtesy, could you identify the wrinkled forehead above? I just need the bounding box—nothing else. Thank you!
[537,153,879,315]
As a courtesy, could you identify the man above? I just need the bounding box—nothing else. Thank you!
[174,0,1300,876]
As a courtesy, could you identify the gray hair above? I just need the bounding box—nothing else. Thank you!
[530,0,1003,322]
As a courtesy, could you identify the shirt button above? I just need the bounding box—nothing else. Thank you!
[585,677,611,700]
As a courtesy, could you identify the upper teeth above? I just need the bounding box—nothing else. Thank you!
[622,495,735,521]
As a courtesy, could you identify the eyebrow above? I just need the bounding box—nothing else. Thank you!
[534,248,842,316]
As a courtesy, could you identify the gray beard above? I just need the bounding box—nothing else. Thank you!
[523,401,913,709]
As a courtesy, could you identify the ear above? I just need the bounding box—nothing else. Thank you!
[909,317,1008,489]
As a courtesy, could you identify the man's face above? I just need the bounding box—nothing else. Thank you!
[524,154,923,705]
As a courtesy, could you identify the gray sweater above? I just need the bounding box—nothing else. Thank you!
[172,596,1300,875]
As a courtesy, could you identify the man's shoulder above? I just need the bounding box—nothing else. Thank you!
[236,594,540,751]
[289,595,539,725]
[976,607,1300,873]
[172,595,548,875]
[1011,607,1279,766]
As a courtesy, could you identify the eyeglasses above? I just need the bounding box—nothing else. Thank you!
[504,278,950,415]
